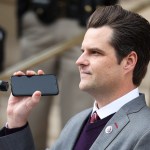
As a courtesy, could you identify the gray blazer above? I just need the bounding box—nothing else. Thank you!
[1,94,150,150]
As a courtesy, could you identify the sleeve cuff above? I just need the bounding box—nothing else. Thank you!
[0,122,28,137]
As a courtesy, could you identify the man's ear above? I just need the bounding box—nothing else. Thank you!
[123,51,138,73]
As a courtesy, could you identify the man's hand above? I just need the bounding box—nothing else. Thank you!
[7,70,44,128]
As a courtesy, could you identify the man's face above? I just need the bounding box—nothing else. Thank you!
[76,26,124,96]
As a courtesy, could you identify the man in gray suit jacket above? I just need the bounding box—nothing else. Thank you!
[1,5,150,150]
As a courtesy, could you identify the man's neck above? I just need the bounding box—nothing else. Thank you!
[92,88,139,119]
[94,86,137,108]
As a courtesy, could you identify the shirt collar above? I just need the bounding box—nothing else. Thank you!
[92,88,139,119]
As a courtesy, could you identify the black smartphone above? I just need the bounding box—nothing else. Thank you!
[11,74,59,96]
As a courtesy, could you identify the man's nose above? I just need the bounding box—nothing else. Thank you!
[76,53,88,66]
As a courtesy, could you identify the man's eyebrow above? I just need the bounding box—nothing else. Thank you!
[81,47,104,52]
[90,47,104,51]
[88,47,105,54]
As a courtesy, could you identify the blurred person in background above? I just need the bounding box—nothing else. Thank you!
[0,26,6,72]
[16,0,119,149]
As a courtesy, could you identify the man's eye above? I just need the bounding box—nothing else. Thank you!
[92,51,99,55]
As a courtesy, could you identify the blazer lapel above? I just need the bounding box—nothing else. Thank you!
[90,94,146,150]
[64,108,92,149]
[90,109,129,150]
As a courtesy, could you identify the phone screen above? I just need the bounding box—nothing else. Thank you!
[11,74,59,96]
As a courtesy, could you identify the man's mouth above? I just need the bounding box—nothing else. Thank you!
[80,71,91,76]
[80,69,91,73]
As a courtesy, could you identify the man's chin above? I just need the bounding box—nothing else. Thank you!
[79,83,89,91]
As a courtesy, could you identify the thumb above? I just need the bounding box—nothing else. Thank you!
[32,91,41,106]
[26,91,41,110]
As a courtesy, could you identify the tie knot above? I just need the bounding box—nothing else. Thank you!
[90,112,100,123]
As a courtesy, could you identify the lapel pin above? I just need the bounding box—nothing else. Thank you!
[114,122,118,129]
[105,126,113,134]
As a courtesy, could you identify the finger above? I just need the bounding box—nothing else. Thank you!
[32,91,41,102]
[13,71,25,76]
[26,70,36,76]
[32,91,41,108]
[38,70,44,75]
[26,91,41,110]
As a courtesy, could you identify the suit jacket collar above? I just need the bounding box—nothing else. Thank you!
[90,93,146,150]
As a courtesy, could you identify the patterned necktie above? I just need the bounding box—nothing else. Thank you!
[90,112,100,123]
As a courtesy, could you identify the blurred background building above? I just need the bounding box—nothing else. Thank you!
[0,0,150,149]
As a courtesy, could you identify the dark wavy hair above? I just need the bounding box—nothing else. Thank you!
[87,5,150,86]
